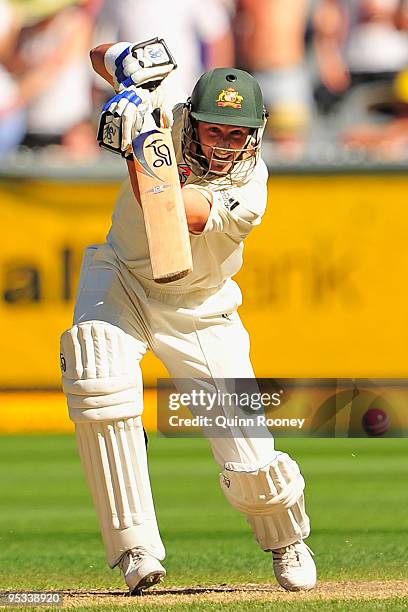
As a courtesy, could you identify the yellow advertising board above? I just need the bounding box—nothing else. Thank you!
[237,174,408,378]
[0,172,407,389]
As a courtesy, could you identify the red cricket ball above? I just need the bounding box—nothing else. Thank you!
[362,407,390,436]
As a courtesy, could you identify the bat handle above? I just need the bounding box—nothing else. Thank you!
[140,108,162,134]
[152,108,161,127]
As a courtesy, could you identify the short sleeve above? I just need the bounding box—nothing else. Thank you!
[193,159,268,241]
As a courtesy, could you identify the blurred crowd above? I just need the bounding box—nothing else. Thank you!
[0,0,407,163]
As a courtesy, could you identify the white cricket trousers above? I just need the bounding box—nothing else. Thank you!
[73,243,276,466]
[68,243,278,563]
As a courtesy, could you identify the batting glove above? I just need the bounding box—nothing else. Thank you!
[97,86,151,155]
[97,85,174,156]
[104,39,176,92]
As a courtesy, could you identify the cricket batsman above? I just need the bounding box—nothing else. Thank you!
[60,38,317,594]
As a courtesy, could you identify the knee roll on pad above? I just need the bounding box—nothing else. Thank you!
[220,452,310,550]
[60,321,143,421]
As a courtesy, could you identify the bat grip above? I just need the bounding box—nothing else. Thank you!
[152,108,161,127]
[139,79,164,128]
[139,108,162,134]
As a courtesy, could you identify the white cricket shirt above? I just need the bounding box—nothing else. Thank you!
[107,105,268,294]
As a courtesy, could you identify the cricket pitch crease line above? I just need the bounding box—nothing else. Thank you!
[62,579,408,598]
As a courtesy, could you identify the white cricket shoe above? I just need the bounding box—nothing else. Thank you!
[119,547,166,594]
[272,541,317,591]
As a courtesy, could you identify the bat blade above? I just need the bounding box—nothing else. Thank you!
[132,125,193,283]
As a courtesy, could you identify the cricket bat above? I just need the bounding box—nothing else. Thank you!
[97,37,193,283]
[130,111,193,284]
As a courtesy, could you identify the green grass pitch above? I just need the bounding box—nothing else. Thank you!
[0,434,407,609]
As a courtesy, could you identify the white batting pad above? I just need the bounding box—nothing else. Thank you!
[60,321,165,566]
[220,452,310,550]
[76,416,165,566]
[61,321,143,419]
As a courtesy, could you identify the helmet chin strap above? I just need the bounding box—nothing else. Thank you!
[190,119,209,170]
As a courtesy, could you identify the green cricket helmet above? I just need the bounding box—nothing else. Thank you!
[190,68,266,128]
[182,68,268,185]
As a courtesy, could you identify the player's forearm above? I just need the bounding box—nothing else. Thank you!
[90,44,115,87]
[127,163,209,233]
[182,187,211,233]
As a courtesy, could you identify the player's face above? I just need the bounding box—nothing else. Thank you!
[196,122,251,173]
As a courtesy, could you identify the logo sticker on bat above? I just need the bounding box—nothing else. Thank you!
[133,129,173,180]
[147,183,171,195]
[147,138,172,168]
